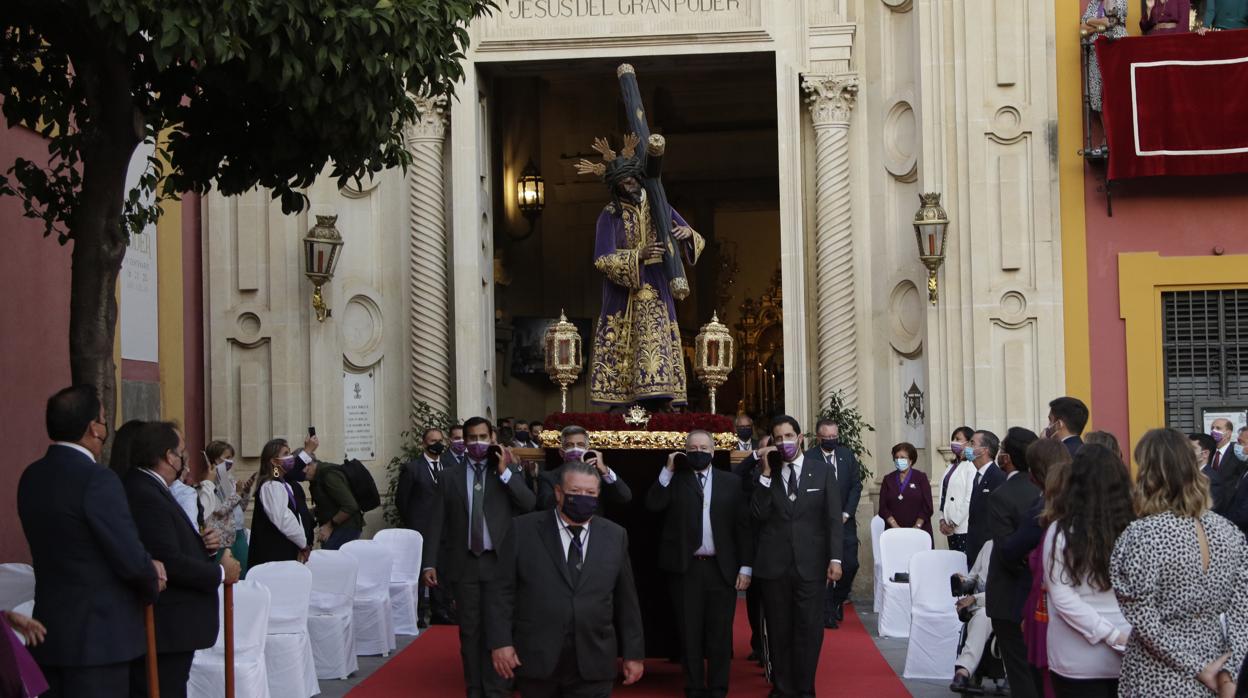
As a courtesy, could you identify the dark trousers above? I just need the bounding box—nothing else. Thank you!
[129,651,194,698]
[516,632,613,698]
[746,585,764,656]
[825,525,859,613]
[670,558,736,698]
[419,576,456,623]
[947,533,967,553]
[991,619,1038,698]
[453,553,511,698]
[1049,673,1118,697]
[322,524,362,550]
[42,661,131,698]
[761,570,825,698]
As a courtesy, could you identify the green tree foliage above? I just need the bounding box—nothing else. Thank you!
[0,0,495,436]
[384,400,457,527]
[813,390,876,482]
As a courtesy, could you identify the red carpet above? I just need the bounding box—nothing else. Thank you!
[350,600,910,696]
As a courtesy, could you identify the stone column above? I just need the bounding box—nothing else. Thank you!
[405,94,452,417]
[801,73,860,409]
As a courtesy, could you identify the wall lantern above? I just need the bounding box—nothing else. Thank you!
[913,192,950,305]
[303,214,344,322]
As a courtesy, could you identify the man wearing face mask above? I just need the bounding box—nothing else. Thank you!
[809,419,862,630]
[512,421,539,449]
[963,430,1006,569]
[19,386,165,698]
[751,416,843,698]
[423,416,536,698]
[125,421,241,697]
[536,425,633,510]
[734,413,758,452]
[397,428,455,626]
[646,430,753,698]
[1219,427,1248,537]
[488,462,645,696]
[1209,418,1245,514]
[447,424,468,466]
[1045,396,1089,457]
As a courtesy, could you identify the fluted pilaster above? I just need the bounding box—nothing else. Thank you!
[802,73,860,410]
[406,94,451,418]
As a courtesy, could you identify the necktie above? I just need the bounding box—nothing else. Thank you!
[567,525,584,586]
[470,464,486,556]
[697,471,707,494]
[1213,450,1223,471]
[973,471,982,492]
[787,466,799,497]
[827,453,838,480]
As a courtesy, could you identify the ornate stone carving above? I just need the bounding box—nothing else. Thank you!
[802,72,860,409]
[405,92,452,417]
[801,73,859,126]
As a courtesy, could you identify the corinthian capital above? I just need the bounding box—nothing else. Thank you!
[801,73,859,126]
[407,92,448,142]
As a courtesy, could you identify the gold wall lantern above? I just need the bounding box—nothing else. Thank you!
[303,215,344,322]
[913,192,950,305]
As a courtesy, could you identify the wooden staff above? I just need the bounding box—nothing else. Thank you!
[224,580,236,698]
[144,605,160,698]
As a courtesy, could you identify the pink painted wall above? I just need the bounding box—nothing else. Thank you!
[0,124,73,563]
[182,193,205,479]
[1083,171,1248,449]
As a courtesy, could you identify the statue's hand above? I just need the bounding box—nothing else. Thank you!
[672,225,694,241]
[644,242,665,262]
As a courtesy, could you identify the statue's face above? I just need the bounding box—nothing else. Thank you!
[616,176,642,202]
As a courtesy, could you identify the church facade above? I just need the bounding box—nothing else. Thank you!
[201,0,1067,545]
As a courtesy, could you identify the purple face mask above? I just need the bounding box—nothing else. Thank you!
[1212,429,1225,443]
[778,440,800,461]
[466,441,492,461]
[450,439,466,456]
[562,447,587,463]
[277,454,297,472]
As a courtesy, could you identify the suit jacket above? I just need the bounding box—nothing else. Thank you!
[805,445,862,531]
[486,510,644,681]
[965,462,1007,566]
[1212,446,1247,515]
[124,468,222,653]
[422,458,536,581]
[985,473,1041,621]
[1222,465,1248,535]
[537,462,633,510]
[395,453,450,535]
[17,445,159,667]
[750,456,844,581]
[1062,435,1083,458]
[645,467,754,586]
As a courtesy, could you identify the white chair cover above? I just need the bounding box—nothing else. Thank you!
[188,580,272,698]
[307,550,360,680]
[340,540,397,656]
[373,529,424,636]
[247,562,321,698]
[869,517,886,612]
[903,550,969,679]
[0,563,35,611]
[876,528,932,638]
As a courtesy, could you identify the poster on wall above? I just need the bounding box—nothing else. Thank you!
[343,369,377,460]
[1201,406,1248,436]
[119,141,159,363]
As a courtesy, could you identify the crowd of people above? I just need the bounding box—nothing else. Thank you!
[11,384,1248,698]
[940,397,1248,698]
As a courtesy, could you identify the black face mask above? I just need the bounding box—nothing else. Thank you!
[736,426,753,442]
[560,493,598,524]
[427,442,446,456]
[515,431,530,443]
[821,437,839,451]
[685,451,714,471]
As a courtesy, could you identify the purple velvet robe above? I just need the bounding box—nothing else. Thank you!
[1141,0,1192,33]
[589,192,703,405]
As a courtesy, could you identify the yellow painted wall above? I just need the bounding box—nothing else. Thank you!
[156,198,186,428]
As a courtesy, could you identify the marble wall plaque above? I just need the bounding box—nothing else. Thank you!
[343,368,377,461]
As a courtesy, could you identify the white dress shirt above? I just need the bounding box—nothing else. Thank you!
[259,479,307,549]
[556,514,590,561]
[53,441,96,462]
[657,467,752,577]
[1043,524,1130,679]
[757,454,840,565]
[465,459,512,552]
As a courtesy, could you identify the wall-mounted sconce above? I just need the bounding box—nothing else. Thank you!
[303,215,344,322]
[913,192,949,305]
[512,159,545,241]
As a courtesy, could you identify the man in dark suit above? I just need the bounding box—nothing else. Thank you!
[985,427,1041,698]
[751,416,843,698]
[964,429,1006,568]
[397,427,457,626]
[488,462,644,697]
[1046,396,1088,457]
[423,416,537,698]
[536,425,632,510]
[809,419,862,630]
[18,386,164,698]
[1220,428,1248,537]
[1210,418,1246,514]
[125,421,241,698]
[646,431,753,698]
[734,413,759,452]
[448,424,468,466]
[732,431,772,663]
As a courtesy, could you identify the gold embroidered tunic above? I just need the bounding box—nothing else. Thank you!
[589,192,704,405]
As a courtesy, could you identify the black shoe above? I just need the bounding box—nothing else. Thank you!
[747,651,758,662]
[417,617,429,629]
[823,616,839,629]
[949,672,971,693]
[834,603,845,623]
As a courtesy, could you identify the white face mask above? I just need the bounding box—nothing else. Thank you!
[894,458,910,471]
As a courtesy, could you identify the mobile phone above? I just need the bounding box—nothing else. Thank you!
[308,426,317,437]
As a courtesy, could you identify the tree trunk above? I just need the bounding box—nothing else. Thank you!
[68,49,141,464]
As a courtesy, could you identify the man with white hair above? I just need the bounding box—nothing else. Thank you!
[535,425,633,509]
